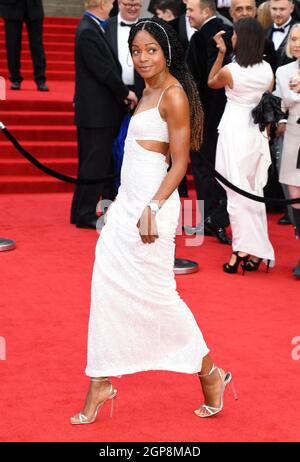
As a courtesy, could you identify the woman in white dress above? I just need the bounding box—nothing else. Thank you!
[208,17,275,274]
[70,17,237,424]
[274,23,300,278]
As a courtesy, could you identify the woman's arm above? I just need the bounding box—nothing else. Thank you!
[207,31,233,89]
[136,86,190,244]
[151,86,190,205]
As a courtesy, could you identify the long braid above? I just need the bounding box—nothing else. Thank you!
[128,18,203,150]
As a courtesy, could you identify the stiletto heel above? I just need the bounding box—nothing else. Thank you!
[244,258,270,273]
[109,393,116,418]
[228,377,238,401]
[223,251,249,275]
[70,377,117,425]
[194,364,238,418]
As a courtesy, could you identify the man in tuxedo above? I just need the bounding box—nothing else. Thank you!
[0,0,48,91]
[105,0,144,98]
[266,0,296,224]
[266,0,296,70]
[70,0,137,229]
[184,0,233,244]
[229,0,277,72]
[169,1,198,51]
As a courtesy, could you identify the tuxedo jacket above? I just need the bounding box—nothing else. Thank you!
[170,14,189,52]
[186,17,233,134]
[265,20,296,70]
[0,0,44,20]
[74,15,129,128]
[105,15,144,99]
[263,38,277,74]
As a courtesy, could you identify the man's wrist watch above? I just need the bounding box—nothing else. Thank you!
[147,201,160,214]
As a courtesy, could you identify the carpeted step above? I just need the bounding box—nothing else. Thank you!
[0,23,77,34]
[5,125,76,141]
[0,16,79,26]
[0,39,74,52]
[0,141,77,159]
[0,32,75,42]
[0,175,74,193]
[0,59,75,72]
[44,17,80,25]
[1,99,73,111]
[0,111,74,126]
[0,158,77,176]
[0,69,75,81]
[0,50,74,61]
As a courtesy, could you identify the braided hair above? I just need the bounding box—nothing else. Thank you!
[128,17,203,150]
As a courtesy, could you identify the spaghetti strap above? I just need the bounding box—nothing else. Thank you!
[156,84,183,108]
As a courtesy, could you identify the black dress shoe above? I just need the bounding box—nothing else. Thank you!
[205,223,232,245]
[76,219,98,229]
[293,260,300,278]
[278,213,292,225]
[11,82,21,90]
[37,83,49,91]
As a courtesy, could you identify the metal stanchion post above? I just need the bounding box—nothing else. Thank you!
[0,238,16,252]
[174,256,199,275]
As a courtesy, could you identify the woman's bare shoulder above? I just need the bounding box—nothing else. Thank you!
[162,83,189,113]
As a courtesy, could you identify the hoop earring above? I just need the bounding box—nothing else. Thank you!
[166,59,171,67]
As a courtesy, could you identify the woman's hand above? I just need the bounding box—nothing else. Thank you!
[213,31,227,55]
[137,207,158,244]
[289,74,300,94]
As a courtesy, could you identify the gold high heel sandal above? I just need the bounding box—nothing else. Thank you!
[70,377,117,425]
[194,364,238,418]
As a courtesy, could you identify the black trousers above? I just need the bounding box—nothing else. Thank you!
[4,17,46,84]
[71,126,118,224]
[190,132,229,228]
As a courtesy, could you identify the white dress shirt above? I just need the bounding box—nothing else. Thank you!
[272,17,292,51]
[217,0,231,7]
[117,13,137,86]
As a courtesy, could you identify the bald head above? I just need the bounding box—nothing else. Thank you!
[230,0,257,22]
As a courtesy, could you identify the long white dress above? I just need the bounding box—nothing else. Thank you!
[85,88,209,378]
[215,61,275,264]
[274,60,300,187]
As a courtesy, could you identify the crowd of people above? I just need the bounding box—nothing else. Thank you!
[69,0,299,277]
[1,1,298,276]
[64,0,300,426]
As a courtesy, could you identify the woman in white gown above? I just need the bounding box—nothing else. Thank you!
[70,17,237,425]
[274,24,300,278]
[208,17,275,274]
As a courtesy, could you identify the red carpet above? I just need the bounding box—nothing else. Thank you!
[0,17,78,193]
[0,193,300,442]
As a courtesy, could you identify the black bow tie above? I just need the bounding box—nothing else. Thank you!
[272,27,285,33]
[272,21,291,33]
[120,21,134,27]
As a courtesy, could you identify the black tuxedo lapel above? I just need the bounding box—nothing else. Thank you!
[84,16,122,73]
[178,14,188,46]
[105,16,118,58]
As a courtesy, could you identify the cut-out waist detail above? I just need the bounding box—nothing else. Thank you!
[127,137,169,164]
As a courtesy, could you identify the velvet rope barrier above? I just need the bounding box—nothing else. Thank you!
[1,122,300,204]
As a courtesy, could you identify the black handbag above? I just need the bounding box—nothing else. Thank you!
[252,91,286,132]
